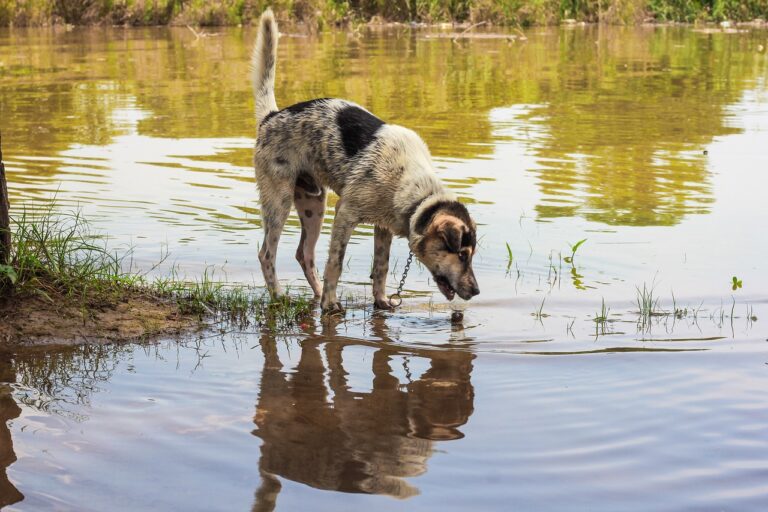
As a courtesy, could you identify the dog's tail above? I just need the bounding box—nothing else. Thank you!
[251,9,278,126]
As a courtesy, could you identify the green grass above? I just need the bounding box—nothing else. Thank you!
[1,206,313,330]
[153,266,313,328]
[5,205,140,300]
[635,282,661,316]
[594,297,610,323]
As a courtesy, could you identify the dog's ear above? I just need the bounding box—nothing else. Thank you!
[436,218,463,253]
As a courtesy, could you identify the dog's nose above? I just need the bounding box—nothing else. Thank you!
[470,284,480,297]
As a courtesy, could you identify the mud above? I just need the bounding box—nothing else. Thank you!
[0,292,200,345]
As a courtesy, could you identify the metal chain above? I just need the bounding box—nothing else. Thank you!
[389,251,413,307]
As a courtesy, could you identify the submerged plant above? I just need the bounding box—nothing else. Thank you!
[594,297,610,324]
[532,296,548,320]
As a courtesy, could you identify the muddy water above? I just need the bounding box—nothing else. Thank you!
[1,24,768,510]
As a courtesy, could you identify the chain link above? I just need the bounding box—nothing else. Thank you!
[389,251,413,307]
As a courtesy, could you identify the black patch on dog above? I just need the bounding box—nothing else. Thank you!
[261,98,331,126]
[261,110,278,125]
[461,230,476,249]
[296,172,321,196]
[404,196,430,229]
[286,98,331,115]
[336,106,384,157]
[304,210,313,218]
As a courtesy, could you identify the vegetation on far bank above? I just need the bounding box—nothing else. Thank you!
[0,0,766,28]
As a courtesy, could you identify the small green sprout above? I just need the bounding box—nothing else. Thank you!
[564,238,587,264]
[731,276,743,291]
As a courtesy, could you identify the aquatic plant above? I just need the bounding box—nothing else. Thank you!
[731,276,742,291]
[593,297,610,324]
[532,296,548,320]
[635,281,664,332]
[564,238,586,265]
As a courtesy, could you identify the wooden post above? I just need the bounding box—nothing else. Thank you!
[0,131,10,266]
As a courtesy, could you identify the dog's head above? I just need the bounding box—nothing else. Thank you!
[410,200,480,301]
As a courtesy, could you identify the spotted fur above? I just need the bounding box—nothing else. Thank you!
[251,9,479,313]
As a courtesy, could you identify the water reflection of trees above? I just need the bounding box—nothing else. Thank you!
[0,342,148,507]
[1,343,132,426]
[2,26,765,226]
[524,28,762,226]
[251,316,475,510]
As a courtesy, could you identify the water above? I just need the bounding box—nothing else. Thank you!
[1,24,768,510]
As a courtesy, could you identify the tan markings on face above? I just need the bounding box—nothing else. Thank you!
[416,214,478,299]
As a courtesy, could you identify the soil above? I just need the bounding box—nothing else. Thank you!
[0,291,201,345]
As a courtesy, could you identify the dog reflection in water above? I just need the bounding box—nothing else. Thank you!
[0,353,23,508]
[251,317,475,509]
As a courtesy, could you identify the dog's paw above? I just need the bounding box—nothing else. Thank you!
[322,301,345,317]
[374,298,394,311]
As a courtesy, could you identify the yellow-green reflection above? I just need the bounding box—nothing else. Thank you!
[0,25,766,230]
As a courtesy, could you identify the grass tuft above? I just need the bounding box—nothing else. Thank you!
[4,205,140,300]
[1,206,313,331]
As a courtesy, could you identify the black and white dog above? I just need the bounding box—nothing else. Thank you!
[252,9,479,314]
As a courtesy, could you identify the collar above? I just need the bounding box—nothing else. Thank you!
[407,193,456,236]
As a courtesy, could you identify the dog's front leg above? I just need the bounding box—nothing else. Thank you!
[371,226,393,310]
[321,203,358,315]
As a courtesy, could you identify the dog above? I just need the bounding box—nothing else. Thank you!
[251,9,480,314]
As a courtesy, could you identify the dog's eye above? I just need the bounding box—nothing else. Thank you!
[458,251,467,262]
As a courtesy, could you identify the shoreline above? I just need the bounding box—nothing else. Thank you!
[0,18,765,34]
[1,6,766,30]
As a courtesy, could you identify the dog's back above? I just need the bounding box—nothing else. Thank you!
[251,12,434,202]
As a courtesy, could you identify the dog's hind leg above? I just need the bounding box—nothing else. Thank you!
[293,185,326,297]
[321,199,358,315]
[257,174,293,298]
[371,226,393,310]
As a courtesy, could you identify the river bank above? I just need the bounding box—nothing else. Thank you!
[1,0,766,28]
